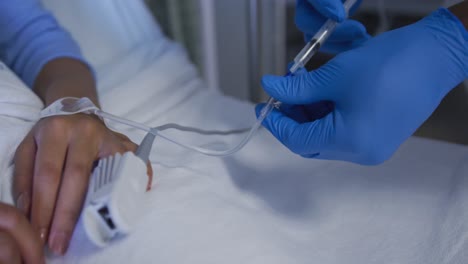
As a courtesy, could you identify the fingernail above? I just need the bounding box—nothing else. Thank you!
[49,231,69,256]
[16,192,30,213]
[38,228,48,244]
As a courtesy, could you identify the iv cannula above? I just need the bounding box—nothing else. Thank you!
[95,0,357,157]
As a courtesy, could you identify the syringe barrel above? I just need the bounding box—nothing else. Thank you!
[290,0,357,74]
[292,19,337,73]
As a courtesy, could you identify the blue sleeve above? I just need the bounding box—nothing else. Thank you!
[0,0,89,87]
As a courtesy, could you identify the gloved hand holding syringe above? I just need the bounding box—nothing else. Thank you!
[39,0,357,157]
[259,0,358,124]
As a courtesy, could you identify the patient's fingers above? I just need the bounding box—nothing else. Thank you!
[30,123,68,245]
[0,203,45,264]
[48,135,97,256]
[12,133,36,215]
[0,230,21,264]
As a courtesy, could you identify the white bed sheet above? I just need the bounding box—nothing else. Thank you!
[0,7,467,263]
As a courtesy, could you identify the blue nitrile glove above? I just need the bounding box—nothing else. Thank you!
[296,0,370,54]
[257,8,468,165]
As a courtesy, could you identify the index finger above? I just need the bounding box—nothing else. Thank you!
[30,131,68,244]
[304,0,345,22]
[48,137,97,255]
[261,67,335,105]
[256,104,335,155]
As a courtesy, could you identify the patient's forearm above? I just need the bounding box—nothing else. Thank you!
[33,58,100,108]
[449,1,468,30]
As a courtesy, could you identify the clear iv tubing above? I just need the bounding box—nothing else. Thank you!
[96,110,260,156]
[96,0,357,157]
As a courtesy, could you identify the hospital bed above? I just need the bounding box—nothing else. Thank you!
[0,0,467,263]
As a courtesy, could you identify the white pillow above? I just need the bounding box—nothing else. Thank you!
[40,0,165,68]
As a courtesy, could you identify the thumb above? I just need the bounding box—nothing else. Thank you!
[305,0,346,22]
[256,104,302,153]
[327,19,369,43]
[255,104,333,155]
[261,67,334,105]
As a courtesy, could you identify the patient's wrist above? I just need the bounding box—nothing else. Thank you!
[43,76,99,108]
[33,58,100,108]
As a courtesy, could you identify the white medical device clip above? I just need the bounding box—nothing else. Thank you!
[83,133,155,247]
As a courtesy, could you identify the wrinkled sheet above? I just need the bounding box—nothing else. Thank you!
[0,62,43,202]
[1,42,468,263]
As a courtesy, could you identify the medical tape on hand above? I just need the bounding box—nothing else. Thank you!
[39,97,100,119]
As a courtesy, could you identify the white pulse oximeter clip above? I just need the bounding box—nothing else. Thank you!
[83,133,155,247]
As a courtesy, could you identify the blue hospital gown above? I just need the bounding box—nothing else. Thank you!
[0,0,85,87]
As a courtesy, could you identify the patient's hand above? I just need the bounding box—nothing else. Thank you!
[12,114,153,256]
[0,202,44,264]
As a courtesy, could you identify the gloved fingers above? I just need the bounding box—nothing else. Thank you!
[279,101,334,123]
[302,101,335,121]
[296,0,331,34]
[301,0,346,22]
[261,66,335,105]
[301,153,320,158]
[313,36,369,54]
[256,104,304,153]
[256,104,334,155]
[301,19,368,43]
[297,0,367,54]
[278,104,309,123]
[288,112,336,155]
[307,0,363,18]
[330,20,369,42]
